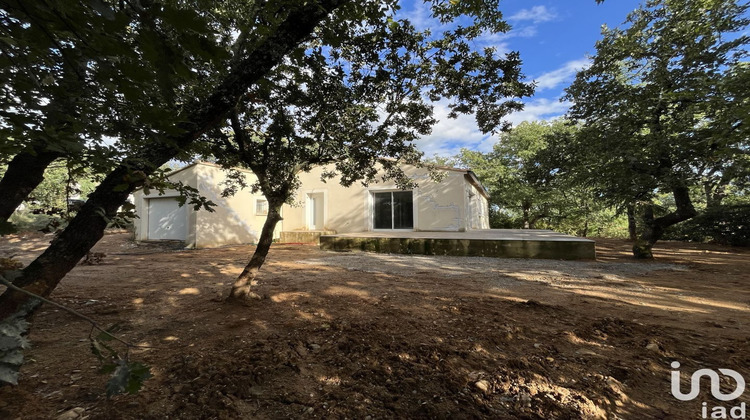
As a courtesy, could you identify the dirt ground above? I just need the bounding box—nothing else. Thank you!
[0,232,749,419]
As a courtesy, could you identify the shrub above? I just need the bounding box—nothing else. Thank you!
[664,205,750,246]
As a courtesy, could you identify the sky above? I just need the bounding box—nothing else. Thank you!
[399,0,644,157]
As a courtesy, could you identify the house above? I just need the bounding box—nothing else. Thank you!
[132,161,490,248]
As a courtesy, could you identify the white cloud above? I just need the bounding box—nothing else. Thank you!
[415,100,486,157]
[414,97,571,157]
[476,25,537,47]
[508,5,557,24]
[505,98,570,126]
[473,6,556,52]
[533,58,591,92]
[400,1,433,31]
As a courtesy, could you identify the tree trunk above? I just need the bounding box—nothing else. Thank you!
[632,184,697,259]
[228,201,283,302]
[580,200,589,237]
[632,204,657,259]
[0,146,62,223]
[0,0,350,320]
[0,164,146,318]
[582,218,589,237]
[626,203,637,241]
[522,202,530,229]
[1,52,90,225]
[704,182,726,209]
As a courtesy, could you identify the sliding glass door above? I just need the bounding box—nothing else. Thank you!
[373,191,413,230]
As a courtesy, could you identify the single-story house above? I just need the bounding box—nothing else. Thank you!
[133,161,490,248]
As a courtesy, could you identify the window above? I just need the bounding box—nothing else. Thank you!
[372,191,413,230]
[256,199,268,215]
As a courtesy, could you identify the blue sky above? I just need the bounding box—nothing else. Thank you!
[399,0,644,156]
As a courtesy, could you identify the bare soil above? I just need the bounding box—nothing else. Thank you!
[0,232,749,419]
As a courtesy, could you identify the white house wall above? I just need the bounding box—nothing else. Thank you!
[192,164,278,248]
[417,170,466,231]
[134,163,279,248]
[134,162,489,248]
[465,178,490,230]
[282,164,478,233]
[283,166,363,233]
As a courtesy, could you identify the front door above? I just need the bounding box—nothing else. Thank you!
[307,193,325,230]
[373,191,413,230]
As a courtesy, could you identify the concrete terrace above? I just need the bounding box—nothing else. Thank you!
[318,229,596,260]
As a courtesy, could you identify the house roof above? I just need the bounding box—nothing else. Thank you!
[463,172,490,200]
[163,161,254,178]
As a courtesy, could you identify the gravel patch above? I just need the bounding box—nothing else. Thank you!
[299,252,688,286]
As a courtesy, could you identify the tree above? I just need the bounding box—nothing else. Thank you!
[0,2,104,227]
[0,0,235,228]
[457,120,605,234]
[1,161,96,218]
[208,2,534,301]
[0,0,534,386]
[0,0,356,386]
[558,0,750,258]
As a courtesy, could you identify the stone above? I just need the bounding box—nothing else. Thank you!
[474,380,490,394]
[56,407,85,420]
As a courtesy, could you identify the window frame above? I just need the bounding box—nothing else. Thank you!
[255,198,269,216]
[371,190,415,231]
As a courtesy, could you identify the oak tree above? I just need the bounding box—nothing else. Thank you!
[559,0,749,258]
[0,0,355,386]
[208,1,534,301]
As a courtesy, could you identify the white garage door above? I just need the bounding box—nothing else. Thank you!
[147,198,187,240]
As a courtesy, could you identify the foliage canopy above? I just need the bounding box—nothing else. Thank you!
[549,0,750,257]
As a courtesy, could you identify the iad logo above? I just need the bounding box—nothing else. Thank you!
[671,361,747,419]
[671,361,746,401]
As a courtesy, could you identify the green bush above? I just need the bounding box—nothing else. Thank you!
[488,209,520,229]
[664,205,750,246]
[8,212,65,233]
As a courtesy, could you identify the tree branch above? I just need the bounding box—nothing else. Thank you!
[229,109,248,152]
[0,273,179,350]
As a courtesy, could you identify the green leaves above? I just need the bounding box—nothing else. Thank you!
[565,0,749,204]
[105,360,152,397]
[558,0,750,252]
[90,324,152,397]
[88,0,115,20]
[0,320,30,386]
[210,0,534,203]
[90,323,121,363]
[457,120,600,232]
[0,299,36,387]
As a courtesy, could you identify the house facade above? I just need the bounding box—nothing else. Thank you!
[282,164,489,234]
[132,163,276,248]
[133,162,489,248]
